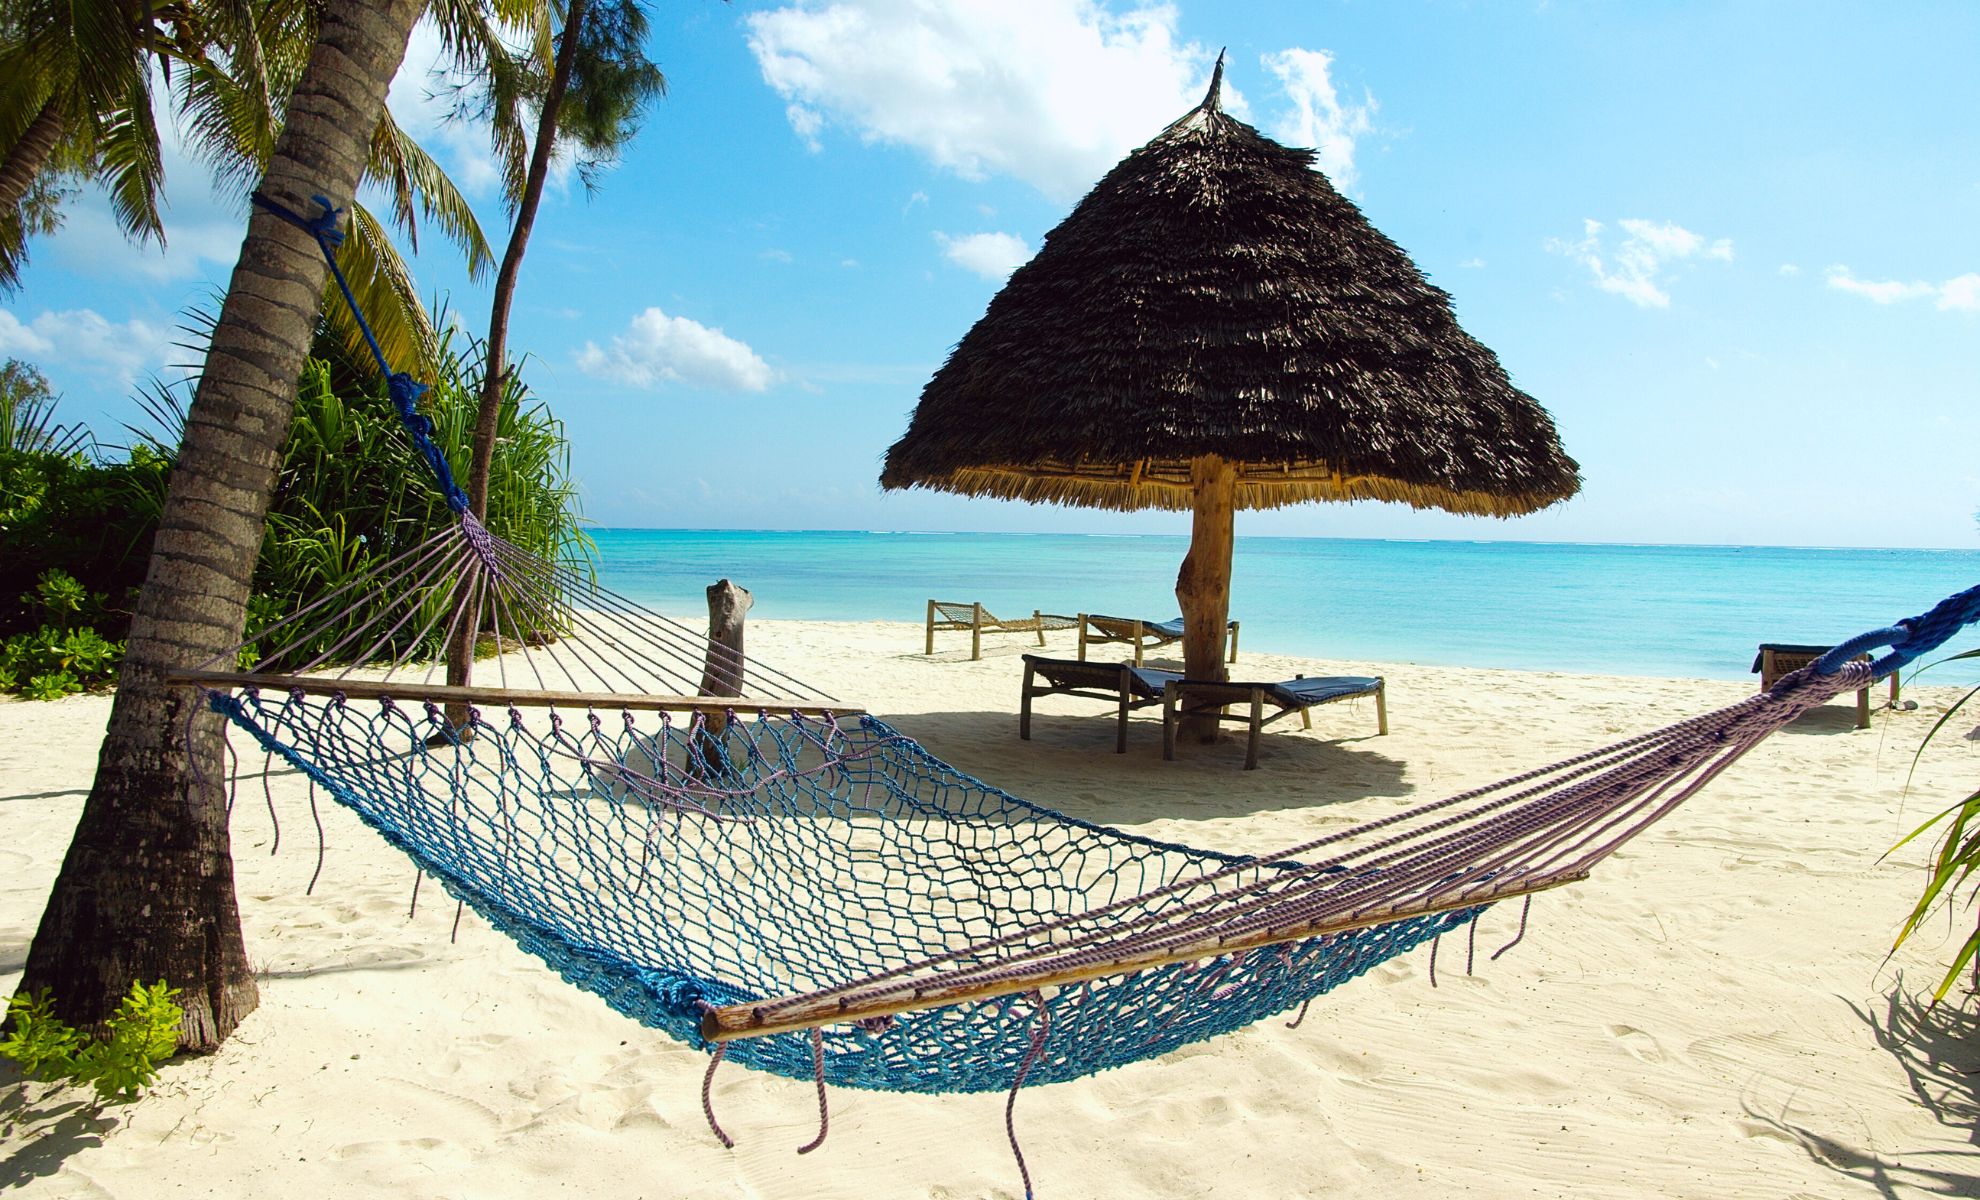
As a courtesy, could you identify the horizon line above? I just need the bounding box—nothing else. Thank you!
[586,525,1980,554]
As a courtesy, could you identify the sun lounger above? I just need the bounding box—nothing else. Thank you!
[926,600,1079,660]
[1163,675,1386,770]
[1751,642,1898,729]
[1020,655,1178,752]
[1076,613,1240,666]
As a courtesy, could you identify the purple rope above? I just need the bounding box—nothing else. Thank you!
[1492,895,1533,961]
[306,778,326,895]
[1427,935,1440,988]
[1285,996,1315,1030]
[261,750,280,855]
[701,1044,735,1149]
[796,1028,829,1155]
[1006,992,1052,1200]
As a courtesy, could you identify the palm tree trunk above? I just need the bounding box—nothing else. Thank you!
[17,0,426,1051]
[448,0,592,708]
[0,97,65,215]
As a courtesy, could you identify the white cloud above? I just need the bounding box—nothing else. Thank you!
[936,230,1032,279]
[1547,218,1733,308]
[746,1,1222,200]
[1778,263,1800,276]
[575,307,775,391]
[1262,48,1374,187]
[1941,273,1980,312]
[1825,265,1980,312]
[760,247,794,263]
[0,308,174,387]
[1460,257,1485,269]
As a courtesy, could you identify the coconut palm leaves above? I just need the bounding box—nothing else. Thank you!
[0,0,542,376]
[0,0,176,254]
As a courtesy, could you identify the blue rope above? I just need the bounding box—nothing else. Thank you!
[1813,582,1980,680]
[251,190,470,513]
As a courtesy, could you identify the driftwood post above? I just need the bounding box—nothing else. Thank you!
[695,579,752,772]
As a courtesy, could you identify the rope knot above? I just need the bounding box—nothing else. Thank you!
[387,371,429,421]
[305,195,345,245]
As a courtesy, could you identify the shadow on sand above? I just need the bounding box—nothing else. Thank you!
[1775,704,1894,736]
[0,1066,119,1191]
[873,704,1410,828]
[1741,982,1979,1198]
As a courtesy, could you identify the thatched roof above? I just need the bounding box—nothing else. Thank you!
[881,59,1581,516]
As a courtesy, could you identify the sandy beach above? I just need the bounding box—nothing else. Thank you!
[3,618,1977,1198]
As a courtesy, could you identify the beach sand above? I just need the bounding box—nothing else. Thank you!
[3,618,1976,1198]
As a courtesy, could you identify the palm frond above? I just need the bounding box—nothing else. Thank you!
[89,79,166,246]
[324,204,438,380]
[366,107,493,277]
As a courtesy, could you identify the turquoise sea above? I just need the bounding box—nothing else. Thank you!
[591,529,1980,683]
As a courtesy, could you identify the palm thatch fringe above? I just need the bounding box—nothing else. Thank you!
[910,461,1563,516]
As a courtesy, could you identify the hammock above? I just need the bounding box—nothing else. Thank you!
[192,195,1980,1192]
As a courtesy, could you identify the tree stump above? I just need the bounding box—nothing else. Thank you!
[694,579,752,774]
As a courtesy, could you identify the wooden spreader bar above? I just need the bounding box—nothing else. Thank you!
[699,871,1587,1043]
[167,669,864,719]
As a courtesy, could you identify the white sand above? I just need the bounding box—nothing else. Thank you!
[3,618,1976,1198]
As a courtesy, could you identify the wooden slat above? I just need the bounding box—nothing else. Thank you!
[699,870,1588,1043]
[167,668,862,718]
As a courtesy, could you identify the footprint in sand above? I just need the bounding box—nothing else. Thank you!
[1607,1024,1667,1063]
[332,1135,454,1162]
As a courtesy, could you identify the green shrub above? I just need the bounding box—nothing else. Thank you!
[1,980,184,1101]
[0,570,126,698]
[1,321,590,696]
[243,319,591,667]
[1892,648,1980,1002]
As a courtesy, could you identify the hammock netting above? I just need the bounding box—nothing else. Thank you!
[218,678,1479,1092]
[193,192,1980,1119]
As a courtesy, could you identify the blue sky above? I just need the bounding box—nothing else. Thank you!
[6,1,1979,548]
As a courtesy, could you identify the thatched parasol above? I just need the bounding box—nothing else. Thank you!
[882,55,1580,736]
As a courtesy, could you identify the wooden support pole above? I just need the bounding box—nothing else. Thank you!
[696,579,753,771]
[1175,454,1237,742]
[698,870,1591,1043]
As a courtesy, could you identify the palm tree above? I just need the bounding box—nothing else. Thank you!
[0,0,534,374]
[17,0,431,1050]
[447,0,663,705]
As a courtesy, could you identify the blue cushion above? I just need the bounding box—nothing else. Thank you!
[1265,676,1383,707]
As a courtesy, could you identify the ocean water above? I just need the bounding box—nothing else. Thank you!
[591,529,1980,683]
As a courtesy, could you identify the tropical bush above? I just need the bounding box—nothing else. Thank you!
[0,981,184,1101]
[0,325,591,696]
[238,321,592,666]
[1891,649,1980,1002]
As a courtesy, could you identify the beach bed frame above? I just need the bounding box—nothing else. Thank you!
[1163,675,1387,770]
[1752,642,1899,730]
[926,601,1078,660]
[1019,655,1175,752]
[1076,613,1240,667]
